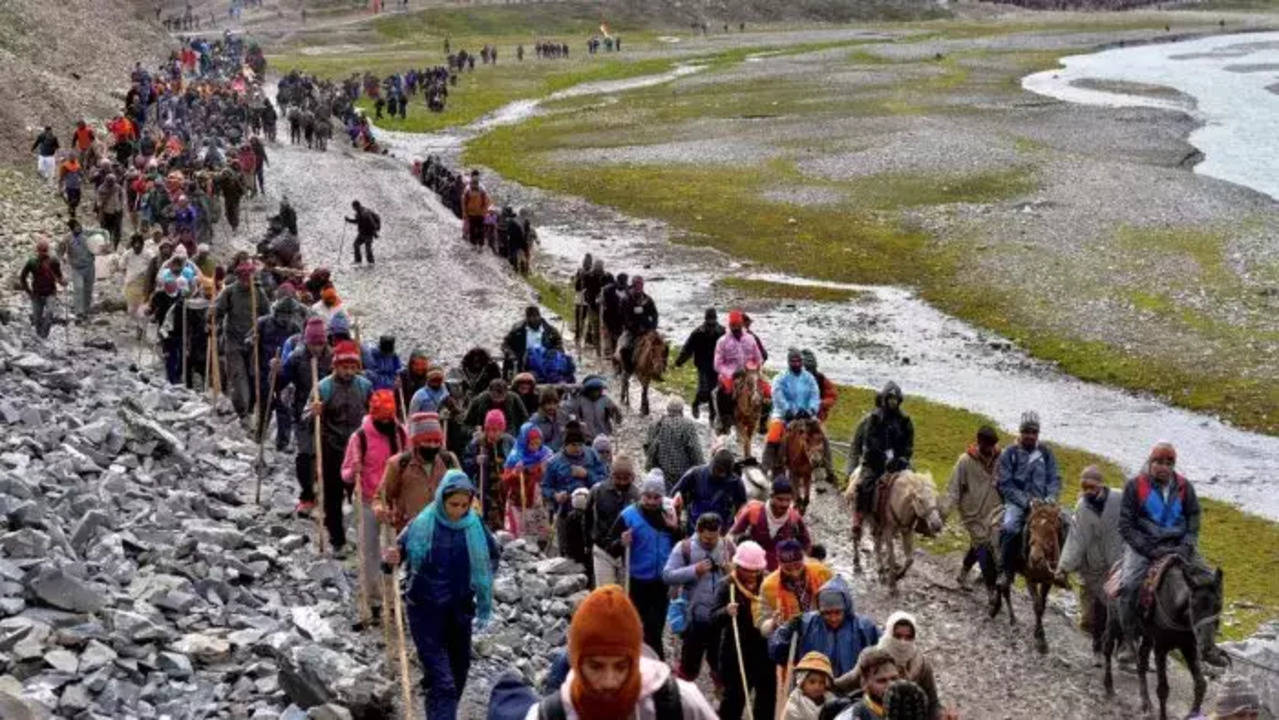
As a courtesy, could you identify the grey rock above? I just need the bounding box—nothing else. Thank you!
[43,647,78,673]
[551,575,587,597]
[277,644,394,717]
[307,704,354,720]
[291,606,336,643]
[534,557,583,575]
[0,528,50,558]
[172,632,231,664]
[28,567,105,613]
[58,682,90,712]
[77,639,116,673]
[156,651,193,679]
[0,682,49,720]
[69,509,111,549]
[181,518,246,549]
[494,577,520,604]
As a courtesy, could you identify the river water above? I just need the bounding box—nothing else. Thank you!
[373,55,1279,521]
[1023,31,1279,200]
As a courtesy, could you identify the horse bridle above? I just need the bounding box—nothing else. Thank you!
[1153,571,1220,637]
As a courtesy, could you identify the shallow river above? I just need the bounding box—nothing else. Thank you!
[374,55,1279,520]
[1024,31,1279,200]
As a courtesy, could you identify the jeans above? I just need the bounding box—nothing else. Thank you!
[71,265,94,318]
[628,578,669,661]
[406,602,473,720]
[321,444,347,549]
[30,294,53,338]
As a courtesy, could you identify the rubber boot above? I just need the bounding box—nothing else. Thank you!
[997,531,1018,590]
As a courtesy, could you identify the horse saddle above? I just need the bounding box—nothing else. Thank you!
[1140,554,1182,611]
[873,473,898,526]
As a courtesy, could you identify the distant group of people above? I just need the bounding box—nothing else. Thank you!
[586,35,623,53]
[534,41,571,59]
[415,159,537,276]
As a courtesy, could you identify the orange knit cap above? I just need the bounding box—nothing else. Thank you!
[568,586,643,719]
[369,389,396,422]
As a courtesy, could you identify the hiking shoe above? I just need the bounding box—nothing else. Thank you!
[294,500,316,517]
[955,566,971,591]
[691,404,700,420]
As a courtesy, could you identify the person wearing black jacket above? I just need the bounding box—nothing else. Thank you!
[848,382,915,530]
[600,272,629,360]
[585,455,639,588]
[615,276,659,368]
[675,308,725,421]
[343,200,381,265]
[500,305,563,378]
[31,127,60,183]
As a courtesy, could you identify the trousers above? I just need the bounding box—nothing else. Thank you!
[353,231,375,264]
[629,577,670,661]
[320,444,347,549]
[407,601,473,720]
[592,545,623,589]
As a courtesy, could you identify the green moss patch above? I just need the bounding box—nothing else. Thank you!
[714,277,866,303]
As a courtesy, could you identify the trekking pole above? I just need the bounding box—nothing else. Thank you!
[310,357,327,554]
[777,633,799,720]
[251,270,262,441]
[729,583,756,720]
[624,544,631,595]
[210,309,223,404]
[354,473,373,625]
[256,347,281,505]
[519,469,528,541]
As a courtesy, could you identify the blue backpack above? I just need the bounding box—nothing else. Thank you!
[525,346,576,384]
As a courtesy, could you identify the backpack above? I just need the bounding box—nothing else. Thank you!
[538,674,682,720]
[369,209,381,233]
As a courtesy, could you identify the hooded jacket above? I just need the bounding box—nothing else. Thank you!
[341,416,408,501]
[543,446,608,508]
[770,368,821,419]
[364,345,402,391]
[713,330,764,381]
[847,384,914,479]
[759,560,833,631]
[521,655,716,720]
[662,536,734,624]
[833,611,940,719]
[671,451,745,534]
[769,576,880,679]
[562,376,622,442]
[398,473,501,610]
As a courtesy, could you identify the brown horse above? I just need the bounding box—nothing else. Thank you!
[844,470,943,595]
[620,331,667,416]
[782,417,825,513]
[732,365,764,459]
[990,499,1064,654]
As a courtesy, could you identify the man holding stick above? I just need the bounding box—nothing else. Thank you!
[311,340,372,555]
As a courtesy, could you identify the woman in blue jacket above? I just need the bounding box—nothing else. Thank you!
[385,470,501,719]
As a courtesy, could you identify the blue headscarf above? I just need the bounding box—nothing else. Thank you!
[504,423,552,469]
[403,470,494,626]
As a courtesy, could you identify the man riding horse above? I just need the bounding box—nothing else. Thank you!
[760,348,821,475]
[712,309,769,436]
[996,411,1066,591]
[848,381,914,540]
[1116,441,1229,667]
[613,276,658,371]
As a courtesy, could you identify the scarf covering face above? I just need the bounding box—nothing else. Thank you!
[403,470,494,626]
[781,566,815,617]
[877,610,922,679]
[569,586,643,720]
[505,424,552,469]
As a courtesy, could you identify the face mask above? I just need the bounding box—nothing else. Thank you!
[418,447,439,463]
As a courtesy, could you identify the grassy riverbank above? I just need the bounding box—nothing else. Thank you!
[466,18,1279,435]
[528,272,1277,640]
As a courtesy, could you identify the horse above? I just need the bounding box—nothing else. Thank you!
[781,417,825,513]
[620,331,667,416]
[1102,557,1225,720]
[732,364,764,459]
[989,499,1064,654]
[845,469,943,595]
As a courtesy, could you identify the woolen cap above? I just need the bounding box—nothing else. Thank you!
[369,390,396,422]
[794,651,833,678]
[409,412,443,444]
[639,471,665,496]
[333,340,361,366]
[483,409,506,431]
[733,541,768,571]
[569,586,642,665]
[302,317,326,345]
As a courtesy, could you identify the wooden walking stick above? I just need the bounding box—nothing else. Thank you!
[624,543,631,595]
[777,633,799,720]
[390,547,414,720]
[353,473,373,625]
[310,356,327,554]
[255,347,281,505]
[209,307,223,402]
[250,270,262,442]
[379,524,395,662]
[181,295,189,387]
[729,583,756,720]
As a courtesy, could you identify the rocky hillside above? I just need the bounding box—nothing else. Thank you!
[0,0,167,167]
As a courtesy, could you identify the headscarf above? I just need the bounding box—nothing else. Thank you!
[877,610,922,679]
[403,470,494,626]
[505,424,552,469]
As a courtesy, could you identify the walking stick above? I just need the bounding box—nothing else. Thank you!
[310,357,327,554]
[729,583,756,720]
[379,524,395,663]
[390,548,415,720]
[251,270,262,442]
[519,469,529,541]
[624,544,631,595]
[181,295,189,387]
[353,474,373,625]
[777,633,798,720]
[209,308,223,403]
[256,347,281,505]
